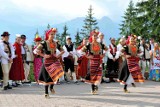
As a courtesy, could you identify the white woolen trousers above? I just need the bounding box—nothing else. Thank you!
[1,63,12,87]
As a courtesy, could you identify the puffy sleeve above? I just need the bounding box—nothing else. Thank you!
[0,43,9,60]
[33,41,44,55]
[10,44,16,59]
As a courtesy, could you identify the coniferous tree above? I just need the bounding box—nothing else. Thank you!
[80,5,98,38]
[120,0,160,42]
[61,24,70,46]
[136,0,160,41]
[75,30,82,48]
[119,0,137,37]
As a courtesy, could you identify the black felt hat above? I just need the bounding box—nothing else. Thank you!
[1,32,10,37]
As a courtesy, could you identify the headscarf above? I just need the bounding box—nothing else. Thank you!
[45,28,57,40]
[89,29,99,43]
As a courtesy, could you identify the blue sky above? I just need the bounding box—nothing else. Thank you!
[0,0,139,43]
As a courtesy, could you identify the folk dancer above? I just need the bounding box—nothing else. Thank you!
[62,36,78,84]
[34,28,64,98]
[117,35,144,93]
[83,32,107,95]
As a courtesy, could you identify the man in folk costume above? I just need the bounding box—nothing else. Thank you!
[76,38,89,81]
[33,35,43,82]
[0,39,4,86]
[34,28,64,98]
[117,35,144,93]
[62,36,78,84]
[9,34,25,87]
[97,33,108,83]
[106,38,119,82]
[139,37,150,79]
[0,32,16,90]
[21,34,32,83]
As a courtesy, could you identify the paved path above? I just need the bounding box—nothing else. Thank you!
[0,80,160,107]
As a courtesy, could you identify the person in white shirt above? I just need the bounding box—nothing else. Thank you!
[0,32,15,90]
[106,38,120,82]
[62,36,78,84]
[21,34,32,83]
[139,38,150,78]
[117,37,126,71]
[97,33,108,83]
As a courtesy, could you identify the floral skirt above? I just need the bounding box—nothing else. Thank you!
[149,69,160,81]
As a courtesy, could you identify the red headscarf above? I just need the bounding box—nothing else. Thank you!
[45,28,57,40]
[126,34,137,45]
[34,37,42,42]
[89,30,99,43]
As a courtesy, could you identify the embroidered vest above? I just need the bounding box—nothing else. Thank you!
[109,44,117,55]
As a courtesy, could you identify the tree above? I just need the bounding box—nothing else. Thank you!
[55,33,61,41]
[135,0,160,41]
[119,0,137,37]
[80,5,98,38]
[61,24,70,46]
[75,30,82,48]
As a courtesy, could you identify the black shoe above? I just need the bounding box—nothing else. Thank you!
[23,81,31,84]
[66,81,70,84]
[3,86,8,90]
[74,81,79,85]
[131,83,136,87]
[7,85,12,89]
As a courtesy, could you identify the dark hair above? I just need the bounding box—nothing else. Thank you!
[21,34,26,39]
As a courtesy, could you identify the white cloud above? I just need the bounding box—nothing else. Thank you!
[0,0,140,25]
[10,0,109,19]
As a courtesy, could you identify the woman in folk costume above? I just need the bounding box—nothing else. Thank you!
[9,34,25,87]
[33,35,43,82]
[83,31,107,95]
[117,35,144,93]
[77,38,89,80]
[149,42,160,81]
[34,28,64,98]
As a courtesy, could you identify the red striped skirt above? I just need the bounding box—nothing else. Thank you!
[85,55,102,84]
[44,55,64,83]
[127,57,144,82]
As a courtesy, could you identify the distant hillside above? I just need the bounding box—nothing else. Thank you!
[2,16,120,45]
